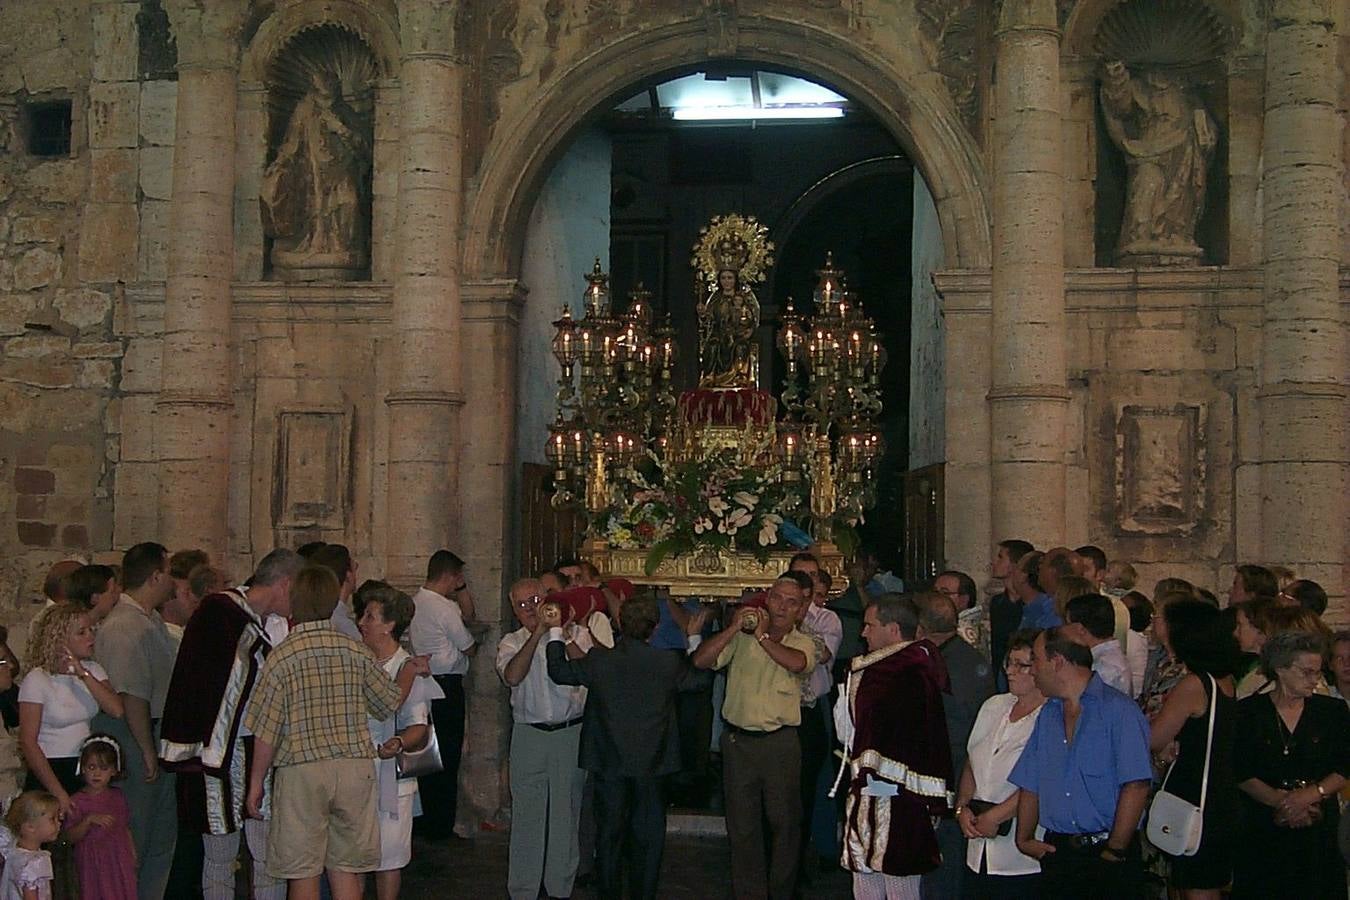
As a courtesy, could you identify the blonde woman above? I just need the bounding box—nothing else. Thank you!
[18,605,124,816]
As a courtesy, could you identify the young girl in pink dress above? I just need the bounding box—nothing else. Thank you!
[63,735,136,900]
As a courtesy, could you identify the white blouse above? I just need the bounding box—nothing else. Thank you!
[964,692,1044,877]
[17,662,108,758]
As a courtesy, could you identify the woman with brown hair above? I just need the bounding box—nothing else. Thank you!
[1148,600,1241,899]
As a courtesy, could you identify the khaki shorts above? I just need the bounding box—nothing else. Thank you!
[267,758,380,879]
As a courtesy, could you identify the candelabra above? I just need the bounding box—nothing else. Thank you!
[546,260,678,512]
[775,253,886,534]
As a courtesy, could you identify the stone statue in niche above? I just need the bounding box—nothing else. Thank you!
[261,68,372,280]
[1100,61,1217,266]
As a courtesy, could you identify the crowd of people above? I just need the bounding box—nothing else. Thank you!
[0,538,1347,900]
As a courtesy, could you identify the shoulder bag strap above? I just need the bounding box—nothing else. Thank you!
[1197,673,1217,812]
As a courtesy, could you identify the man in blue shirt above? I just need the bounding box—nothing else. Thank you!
[1010,628,1151,898]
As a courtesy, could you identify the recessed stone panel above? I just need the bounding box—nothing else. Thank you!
[272,407,351,531]
[1114,403,1206,535]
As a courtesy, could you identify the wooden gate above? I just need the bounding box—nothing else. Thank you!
[519,463,587,578]
[901,463,944,583]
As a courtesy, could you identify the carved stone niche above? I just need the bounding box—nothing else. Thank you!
[1114,403,1206,536]
[1092,0,1233,267]
[260,25,376,282]
[272,406,353,534]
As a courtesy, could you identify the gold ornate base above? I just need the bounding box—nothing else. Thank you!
[583,537,846,598]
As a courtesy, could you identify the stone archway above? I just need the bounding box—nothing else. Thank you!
[460,15,992,284]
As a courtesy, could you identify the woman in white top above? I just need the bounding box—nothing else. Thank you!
[955,629,1045,898]
[18,604,124,816]
[355,582,440,900]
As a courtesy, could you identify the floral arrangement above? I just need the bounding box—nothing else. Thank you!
[600,448,798,574]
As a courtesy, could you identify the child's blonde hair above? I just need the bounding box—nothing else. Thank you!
[3,790,59,836]
[1104,561,1137,591]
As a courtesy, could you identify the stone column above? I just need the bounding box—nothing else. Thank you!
[157,2,244,554]
[1258,0,1346,613]
[385,6,463,585]
[988,0,1069,548]
[459,278,526,826]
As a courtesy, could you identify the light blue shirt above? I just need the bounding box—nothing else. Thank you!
[1019,592,1062,630]
[1009,674,1152,834]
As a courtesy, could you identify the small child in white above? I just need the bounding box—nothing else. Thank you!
[1,791,60,900]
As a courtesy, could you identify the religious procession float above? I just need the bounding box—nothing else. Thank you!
[544,214,888,596]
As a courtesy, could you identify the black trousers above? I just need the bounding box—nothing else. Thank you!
[594,772,666,900]
[416,673,465,839]
[797,702,828,851]
[1040,834,1142,899]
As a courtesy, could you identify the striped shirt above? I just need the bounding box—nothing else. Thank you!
[245,621,401,767]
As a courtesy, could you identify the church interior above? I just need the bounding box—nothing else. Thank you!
[0,0,1345,836]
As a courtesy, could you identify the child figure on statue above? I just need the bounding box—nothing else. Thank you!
[63,735,137,900]
[0,791,60,900]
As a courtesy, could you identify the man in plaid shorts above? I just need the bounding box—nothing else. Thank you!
[244,564,411,900]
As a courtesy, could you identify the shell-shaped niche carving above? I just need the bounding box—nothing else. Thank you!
[1094,0,1232,68]
[261,24,377,281]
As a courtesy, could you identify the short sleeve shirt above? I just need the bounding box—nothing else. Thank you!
[1009,674,1153,834]
[95,595,176,717]
[17,661,109,757]
[714,629,814,732]
[495,627,587,724]
[408,587,476,676]
[244,621,401,767]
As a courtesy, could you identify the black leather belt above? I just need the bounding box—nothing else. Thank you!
[527,716,583,732]
[1046,831,1110,850]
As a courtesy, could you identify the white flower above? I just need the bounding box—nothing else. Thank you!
[732,490,758,509]
[708,496,729,517]
[757,513,782,547]
[727,508,753,529]
[693,516,713,535]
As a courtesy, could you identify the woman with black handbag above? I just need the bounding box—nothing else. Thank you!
[954,629,1046,899]
[1147,600,1239,900]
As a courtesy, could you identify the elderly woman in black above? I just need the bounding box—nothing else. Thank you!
[1233,630,1349,899]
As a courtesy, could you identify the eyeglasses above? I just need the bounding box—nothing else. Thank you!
[1285,664,1322,680]
[1004,659,1032,672]
[514,595,542,610]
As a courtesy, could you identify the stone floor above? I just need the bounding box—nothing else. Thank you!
[398,831,855,899]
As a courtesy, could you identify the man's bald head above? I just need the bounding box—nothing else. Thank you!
[44,560,83,602]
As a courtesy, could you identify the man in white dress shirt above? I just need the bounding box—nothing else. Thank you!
[497,577,591,900]
[1064,593,1132,695]
[407,549,477,841]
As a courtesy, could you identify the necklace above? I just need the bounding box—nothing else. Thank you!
[1273,696,1301,756]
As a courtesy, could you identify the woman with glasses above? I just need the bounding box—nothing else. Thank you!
[1233,630,1350,899]
[954,629,1045,898]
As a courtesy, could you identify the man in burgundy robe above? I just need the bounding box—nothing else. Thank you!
[832,593,953,900]
[159,548,302,899]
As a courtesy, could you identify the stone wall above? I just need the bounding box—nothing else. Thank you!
[0,0,112,653]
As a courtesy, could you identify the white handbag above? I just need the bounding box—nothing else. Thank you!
[1146,673,1216,857]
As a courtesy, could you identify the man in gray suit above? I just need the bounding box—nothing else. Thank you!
[546,593,709,900]
[917,590,995,899]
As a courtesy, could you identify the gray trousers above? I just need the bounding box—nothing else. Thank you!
[94,714,177,900]
[508,721,585,900]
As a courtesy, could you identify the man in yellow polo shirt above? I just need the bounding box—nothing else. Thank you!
[694,572,814,900]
